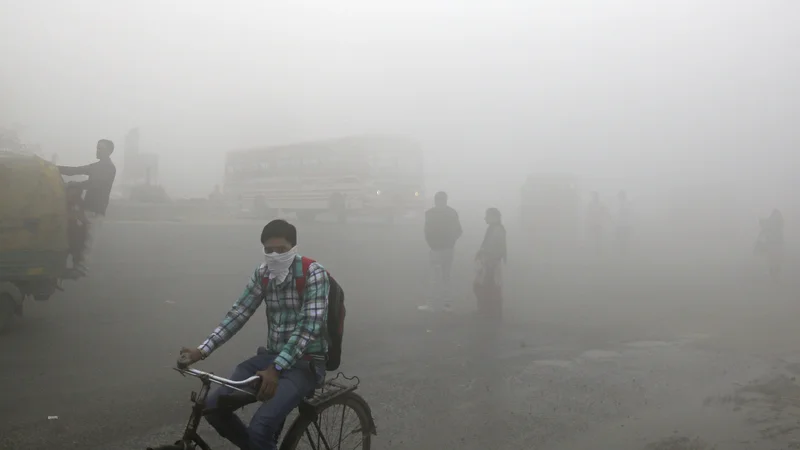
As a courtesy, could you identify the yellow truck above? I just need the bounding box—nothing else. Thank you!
[0,149,69,332]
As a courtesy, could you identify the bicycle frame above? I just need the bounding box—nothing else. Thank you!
[172,367,260,450]
[161,366,373,450]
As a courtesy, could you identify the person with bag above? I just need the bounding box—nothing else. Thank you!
[474,208,506,322]
[178,219,346,450]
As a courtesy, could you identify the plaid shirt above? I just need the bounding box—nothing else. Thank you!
[198,255,330,370]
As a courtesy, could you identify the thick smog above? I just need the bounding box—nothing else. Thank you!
[1,1,799,450]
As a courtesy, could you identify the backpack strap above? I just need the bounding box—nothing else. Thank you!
[295,256,316,298]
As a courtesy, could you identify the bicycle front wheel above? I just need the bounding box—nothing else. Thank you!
[280,392,375,450]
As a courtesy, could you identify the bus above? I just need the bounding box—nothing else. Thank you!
[224,135,425,221]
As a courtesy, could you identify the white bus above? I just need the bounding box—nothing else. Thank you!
[224,135,425,221]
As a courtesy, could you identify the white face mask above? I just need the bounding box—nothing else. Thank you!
[264,246,297,283]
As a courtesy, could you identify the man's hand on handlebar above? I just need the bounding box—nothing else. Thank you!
[178,347,204,368]
[256,366,280,401]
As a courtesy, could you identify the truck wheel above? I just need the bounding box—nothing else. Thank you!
[0,294,16,334]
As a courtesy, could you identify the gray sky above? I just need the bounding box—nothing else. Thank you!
[1,0,797,199]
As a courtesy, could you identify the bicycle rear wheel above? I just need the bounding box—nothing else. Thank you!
[280,392,375,450]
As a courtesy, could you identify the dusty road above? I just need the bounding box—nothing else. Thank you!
[2,219,800,450]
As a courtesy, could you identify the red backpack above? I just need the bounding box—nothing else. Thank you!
[294,257,346,371]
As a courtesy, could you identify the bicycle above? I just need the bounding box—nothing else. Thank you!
[147,364,377,450]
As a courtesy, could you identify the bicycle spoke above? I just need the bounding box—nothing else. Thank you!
[303,427,320,450]
[313,420,334,450]
[337,404,347,449]
[294,401,366,450]
[316,403,325,450]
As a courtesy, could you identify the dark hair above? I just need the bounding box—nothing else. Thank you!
[260,219,297,246]
[434,191,448,204]
[98,139,115,152]
[486,207,501,218]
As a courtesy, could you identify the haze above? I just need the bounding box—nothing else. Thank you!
[2,1,800,449]
[2,1,796,198]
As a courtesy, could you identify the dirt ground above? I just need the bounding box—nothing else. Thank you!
[1,218,799,450]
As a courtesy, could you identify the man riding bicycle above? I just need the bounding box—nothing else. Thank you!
[179,219,330,450]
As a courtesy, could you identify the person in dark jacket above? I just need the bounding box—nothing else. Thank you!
[420,191,462,312]
[58,139,117,271]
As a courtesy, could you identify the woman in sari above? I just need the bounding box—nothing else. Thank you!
[474,208,507,322]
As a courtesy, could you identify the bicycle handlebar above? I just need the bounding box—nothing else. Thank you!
[176,366,261,395]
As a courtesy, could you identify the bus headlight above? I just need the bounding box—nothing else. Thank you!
[414,191,420,197]
[376,190,381,196]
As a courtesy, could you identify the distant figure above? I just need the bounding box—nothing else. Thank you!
[585,192,608,255]
[210,185,223,201]
[58,139,117,271]
[474,207,506,323]
[420,191,463,312]
[209,185,224,209]
[755,209,784,280]
[615,190,633,255]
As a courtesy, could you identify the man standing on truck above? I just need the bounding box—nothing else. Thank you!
[420,191,463,312]
[58,139,117,273]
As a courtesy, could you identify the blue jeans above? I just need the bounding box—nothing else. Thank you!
[205,349,324,450]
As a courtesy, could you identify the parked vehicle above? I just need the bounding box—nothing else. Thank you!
[0,149,70,332]
[224,135,426,222]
